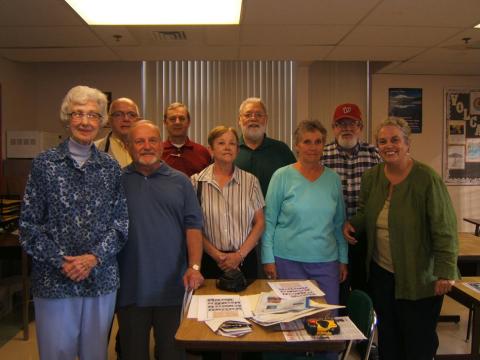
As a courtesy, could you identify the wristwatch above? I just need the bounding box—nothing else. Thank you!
[191,264,200,271]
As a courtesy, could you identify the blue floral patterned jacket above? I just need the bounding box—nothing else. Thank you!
[20,139,129,298]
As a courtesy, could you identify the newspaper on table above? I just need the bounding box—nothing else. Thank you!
[251,291,343,327]
[280,316,366,342]
[205,317,252,337]
[268,280,325,299]
[196,294,253,321]
[463,281,480,294]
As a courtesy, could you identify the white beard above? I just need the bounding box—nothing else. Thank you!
[337,136,358,149]
[242,124,266,143]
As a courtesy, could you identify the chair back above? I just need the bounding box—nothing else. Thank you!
[346,289,377,360]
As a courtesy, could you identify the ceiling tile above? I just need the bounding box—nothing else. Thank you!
[241,25,350,45]
[326,45,424,61]
[341,26,463,47]
[411,47,480,63]
[238,46,333,60]
[377,61,480,75]
[113,46,239,60]
[0,27,102,47]
[362,0,480,27]
[0,0,83,26]
[0,47,119,62]
[242,0,380,25]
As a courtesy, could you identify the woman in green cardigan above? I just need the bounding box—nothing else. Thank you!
[343,117,459,360]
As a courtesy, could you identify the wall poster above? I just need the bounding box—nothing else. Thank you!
[444,88,480,184]
[388,88,423,133]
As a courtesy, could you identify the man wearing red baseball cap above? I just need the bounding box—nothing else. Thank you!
[322,103,381,289]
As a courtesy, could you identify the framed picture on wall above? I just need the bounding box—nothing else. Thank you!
[388,88,423,134]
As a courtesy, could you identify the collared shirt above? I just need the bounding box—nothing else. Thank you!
[235,135,296,197]
[191,164,265,251]
[118,162,203,307]
[95,132,132,168]
[162,137,211,177]
[322,141,381,219]
[19,139,129,298]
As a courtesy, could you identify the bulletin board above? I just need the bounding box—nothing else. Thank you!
[444,88,480,185]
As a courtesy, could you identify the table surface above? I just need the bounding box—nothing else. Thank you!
[175,279,346,353]
[452,277,480,304]
[458,232,480,259]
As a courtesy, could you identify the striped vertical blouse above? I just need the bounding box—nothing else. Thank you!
[191,164,265,251]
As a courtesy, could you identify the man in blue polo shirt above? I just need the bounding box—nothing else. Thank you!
[117,120,204,360]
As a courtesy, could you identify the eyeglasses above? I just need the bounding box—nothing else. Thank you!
[334,119,361,128]
[242,112,266,119]
[111,111,139,120]
[166,115,188,123]
[69,112,102,121]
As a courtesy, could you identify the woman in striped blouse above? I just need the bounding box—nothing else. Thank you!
[191,126,265,279]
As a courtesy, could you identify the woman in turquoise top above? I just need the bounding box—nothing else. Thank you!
[344,118,459,360]
[262,120,348,307]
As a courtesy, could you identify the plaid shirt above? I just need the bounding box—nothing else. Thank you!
[322,141,381,219]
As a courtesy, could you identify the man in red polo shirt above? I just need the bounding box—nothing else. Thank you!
[162,102,211,176]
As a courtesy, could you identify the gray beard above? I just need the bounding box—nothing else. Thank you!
[243,127,265,143]
[337,136,358,149]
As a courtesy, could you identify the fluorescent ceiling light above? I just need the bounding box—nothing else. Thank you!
[475,23,480,28]
[65,0,242,25]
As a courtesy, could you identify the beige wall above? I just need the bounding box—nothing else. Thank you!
[0,58,143,147]
[371,74,480,232]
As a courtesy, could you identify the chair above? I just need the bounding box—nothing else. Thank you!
[341,289,377,360]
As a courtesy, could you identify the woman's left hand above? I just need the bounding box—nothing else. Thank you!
[218,252,242,272]
[434,279,455,295]
[339,263,348,283]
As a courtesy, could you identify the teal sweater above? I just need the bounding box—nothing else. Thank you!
[350,161,460,300]
[261,165,348,265]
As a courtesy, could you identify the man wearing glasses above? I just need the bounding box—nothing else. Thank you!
[322,103,381,309]
[95,97,140,168]
[162,102,211,177]
[235,97,296,197]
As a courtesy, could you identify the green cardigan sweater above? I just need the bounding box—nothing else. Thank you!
[350,161,460,300]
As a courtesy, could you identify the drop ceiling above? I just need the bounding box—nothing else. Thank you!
[0,0,479,75]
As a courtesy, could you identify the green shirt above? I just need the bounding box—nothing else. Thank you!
[350,161,460,300]
[235,135,296,197]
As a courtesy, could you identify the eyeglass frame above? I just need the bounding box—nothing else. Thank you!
[68,111,103,122]
[110,111,140,120]
[241,111,266,119]
[334,119,362,128]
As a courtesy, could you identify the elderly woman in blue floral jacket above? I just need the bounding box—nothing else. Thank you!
[20,85,128,360]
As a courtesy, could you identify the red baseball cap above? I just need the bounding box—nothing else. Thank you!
[332,103,362,124]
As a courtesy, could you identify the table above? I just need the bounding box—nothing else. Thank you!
[458,232,480,276]
[463,219,480,237]
[175,279,347,360]
[437,277,480,360]
[0,232,30,340]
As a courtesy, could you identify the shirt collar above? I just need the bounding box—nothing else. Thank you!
[239,134,270,150]
[124,160,170,177]
[54,138,103,165]
[197,163,241,185]
[164,137,194,149]
[335,140,360,157]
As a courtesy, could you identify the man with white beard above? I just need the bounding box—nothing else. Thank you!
[235,97,296,197]
[322,103,381,303]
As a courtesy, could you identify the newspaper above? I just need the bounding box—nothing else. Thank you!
[205,317,252,337]
[463,281,480,294]
[197,294,253,321]
[281,316,366,342]
[268,280,325,299]
[251,291,343,327]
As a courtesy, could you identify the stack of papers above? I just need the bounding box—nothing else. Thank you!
[205,317,252,337]
[251,291,342,327]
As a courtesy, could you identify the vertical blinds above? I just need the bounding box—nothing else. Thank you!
[142,60,295,147]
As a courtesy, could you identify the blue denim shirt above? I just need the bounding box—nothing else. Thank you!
[20,139,129,298]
